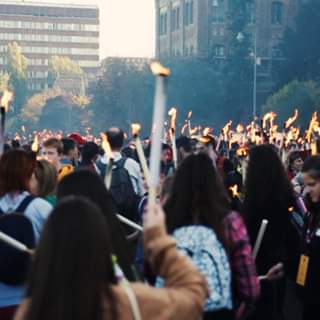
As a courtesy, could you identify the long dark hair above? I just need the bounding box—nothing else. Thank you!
[242,145,295,243]
[164,153,229,245]
[56,170,135,281]
[26,197,117,320]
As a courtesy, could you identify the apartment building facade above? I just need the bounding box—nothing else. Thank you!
[155,0,300,100]
[0,0,99,91]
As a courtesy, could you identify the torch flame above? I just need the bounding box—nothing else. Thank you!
[236,124,244,133]
[100,133,113,158]
[187,111,192,119]
[229,184,240,198]
[262,112,276,129]
[0,89,14,112]
[168,107,177,131]
[306,112,318,143]
[236,147,248,157]
[131,123,141,137]
[285,109,299,129]
[150,61,171,77]
[31,135,39,153]
[203,127,212,136]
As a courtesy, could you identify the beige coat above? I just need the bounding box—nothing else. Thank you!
[15,225,208,320]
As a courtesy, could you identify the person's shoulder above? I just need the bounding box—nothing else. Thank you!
[124,157,140,170]
[26,197,53,214]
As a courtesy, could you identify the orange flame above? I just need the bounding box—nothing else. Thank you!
[203,127,212,136]
[150,61,171,76]
[306,112,318,143]
[288,207,294,213]
[236,147,248,157]
[168,107,177,131]
[229,185,240,198]
[100,133,113,158]
[236,124,244,133]
[190,127,198,136]
[285,109,299,129]
[187,111,192,119]
[262,112,276,129]
[0,90,14,112]
[131,123,141,137]
[197,136,210,144]
[31,135,39,153]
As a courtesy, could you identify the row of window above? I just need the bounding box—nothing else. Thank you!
[27,70,48,78]
[27,82,48,91]
[0,45,98,56]
[0,33,99,43]
[159,0,194,35]
[212,0,283,25]
[6,57,100,68]
[0,20,99,32]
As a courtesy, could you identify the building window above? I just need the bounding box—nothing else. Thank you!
[212,0,224,23]
[272,1,283,24]
[184,0,194,26]
[214,45,225,57]
[160,12,167,35]
[171,6,180,31]
[245,0,255,23]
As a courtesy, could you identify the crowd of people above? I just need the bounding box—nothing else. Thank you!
[0,123,319,320]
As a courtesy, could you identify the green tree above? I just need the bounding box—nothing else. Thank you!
[275,0,320,87]
[0,73,10,94]
[48,55,84,87]
[89,58,154,133]
[221,0,254,122]
[262,80,320,126]
[5,42,28,114]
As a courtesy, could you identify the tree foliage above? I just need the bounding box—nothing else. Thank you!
[5,42,28,113]
[20,87,91,131]
[48,55,84,87]
[262,80,320,125]
[275,0,320,87]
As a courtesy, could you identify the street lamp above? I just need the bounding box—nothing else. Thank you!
[236,30,259,121]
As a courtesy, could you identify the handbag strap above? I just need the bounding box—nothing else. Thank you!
[123,285,142,320]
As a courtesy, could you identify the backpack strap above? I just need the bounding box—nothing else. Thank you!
[16,195,36,214]
[113,157,127,170]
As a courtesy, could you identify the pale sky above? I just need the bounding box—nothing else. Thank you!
[21,0,155,59]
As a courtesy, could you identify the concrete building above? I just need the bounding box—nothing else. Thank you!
[155,0,300,102]
[0,0,99,92]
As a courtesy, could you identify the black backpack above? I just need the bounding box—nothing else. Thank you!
[0,195,36,285]
[109,158,140,222]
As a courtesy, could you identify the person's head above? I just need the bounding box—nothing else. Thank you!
[164,153,228,245]
[57,170,134,281]
[105,127,124,151]
[160,175,174,206]
[302,156,320,203]
[195,135,218,164]
[80,142,100,165]
[288,151,303,173]
[243,144,294,217]
[26,197,116,320]
[42,138,63,168]
[30,160,58,198]
[0,149,36,196]
[61,138,78,162]
[176,136,192,161]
